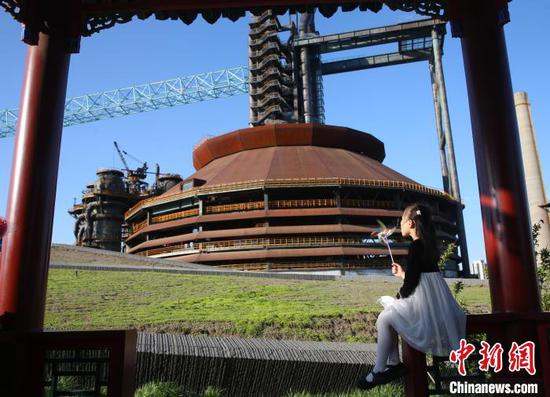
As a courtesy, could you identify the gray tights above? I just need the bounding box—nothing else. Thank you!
[373,310,401,373]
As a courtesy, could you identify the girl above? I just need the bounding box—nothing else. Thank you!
[357,203,466,390]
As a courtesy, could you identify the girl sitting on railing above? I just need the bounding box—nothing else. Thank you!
[357,203,466,390]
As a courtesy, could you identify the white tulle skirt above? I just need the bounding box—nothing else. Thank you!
[381,272,467,357]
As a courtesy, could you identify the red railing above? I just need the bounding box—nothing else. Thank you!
[0,330,137,397]
[402,312,550,396]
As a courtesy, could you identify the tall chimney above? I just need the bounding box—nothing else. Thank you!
[514,91,550,256]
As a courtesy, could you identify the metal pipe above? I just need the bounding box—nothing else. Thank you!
[432,28,461,200]
[77,221,86,245]
[429,60,450,194]
[431,32,470,276]
[300,45,312,123]
[429,41,470,277]
[0,32,71,331]
[74,213,85,243]
[455,205,471,277]
[85,201,99,242]
[248,32,257,126]
[299,12,314,123]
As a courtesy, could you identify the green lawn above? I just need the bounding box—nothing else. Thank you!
[45,269,490,342]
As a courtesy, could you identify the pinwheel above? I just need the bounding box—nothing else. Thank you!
[370,220,396,263]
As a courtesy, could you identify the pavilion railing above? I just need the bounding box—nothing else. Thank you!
[0,330,137,397]
[402,313,550,396]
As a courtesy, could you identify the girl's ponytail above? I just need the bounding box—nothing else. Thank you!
[405,203,440,264]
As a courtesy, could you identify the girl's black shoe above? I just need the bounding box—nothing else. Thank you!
[386,362,406,373]
[356,364,406,390]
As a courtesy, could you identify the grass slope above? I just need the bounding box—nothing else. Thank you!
[46,269,490,342]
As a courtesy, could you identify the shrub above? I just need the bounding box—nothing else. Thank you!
[285,383,404,397]
[134,383,224,397]
[135,382,183,397]
[533,220,550,311]
[201,386,223,397]
[438,242,457,271]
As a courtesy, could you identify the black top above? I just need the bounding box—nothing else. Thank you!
[396,239,440,299]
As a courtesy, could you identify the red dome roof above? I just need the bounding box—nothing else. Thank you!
[187,145,415,187]
[164,123,416,191]
[149,123,425,201]
[192,123,386,170]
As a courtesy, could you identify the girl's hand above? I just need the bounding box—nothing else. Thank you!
[391,263,405,279]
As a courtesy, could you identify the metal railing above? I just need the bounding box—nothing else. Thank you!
[205,201,264,214]
[131,219,148,234]
[125,177,451,220]
[270,198,336,209]
[150,208,199,224]
[136,235,397,257]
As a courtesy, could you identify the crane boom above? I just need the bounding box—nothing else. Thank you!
[113,141,131,171]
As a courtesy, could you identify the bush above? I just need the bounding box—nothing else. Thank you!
[201,386,223,397]
[135,382,183,397]
[285,383,404,397]
[438,242,457,271]
[134,383,223,397]
[451,281,468,313]
[533,221,550,311]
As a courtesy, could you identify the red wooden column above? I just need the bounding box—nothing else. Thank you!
[402,341,428,396]
[0,32,71,332]
[455,1,541,314]
[454,0,542,382]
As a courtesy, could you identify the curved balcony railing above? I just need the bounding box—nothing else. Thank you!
[151,208,199,224]
[205,201,264,214]
[131,218,148,234]
[125,177,453,221]
[136,235,407,257]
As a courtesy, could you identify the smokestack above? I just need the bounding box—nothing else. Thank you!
[514,91,550,256]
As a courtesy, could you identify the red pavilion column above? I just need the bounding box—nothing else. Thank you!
[453,0,542,382]
[455,0,541,314]
[0,32,71,332]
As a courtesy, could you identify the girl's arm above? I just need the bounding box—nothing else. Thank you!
[396,241,422,299]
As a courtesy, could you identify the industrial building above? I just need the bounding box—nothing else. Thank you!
[2,1,548,395]
[68,145,182,252]
[123,123,462,272]
[67,13,471,274]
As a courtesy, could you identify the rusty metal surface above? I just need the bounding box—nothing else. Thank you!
[128,224,382,253]
[174,246,409,262]
[188,146,419,188]
[188,145,410,187]
[126,207,403,242]
[192,124,385,170]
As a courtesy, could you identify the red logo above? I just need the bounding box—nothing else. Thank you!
[508,341,536,375]
[478,341,503,372]
[450,339,537,376]
[449,339,476,376]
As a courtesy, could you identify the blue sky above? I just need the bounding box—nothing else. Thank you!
[0,2,549,264]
